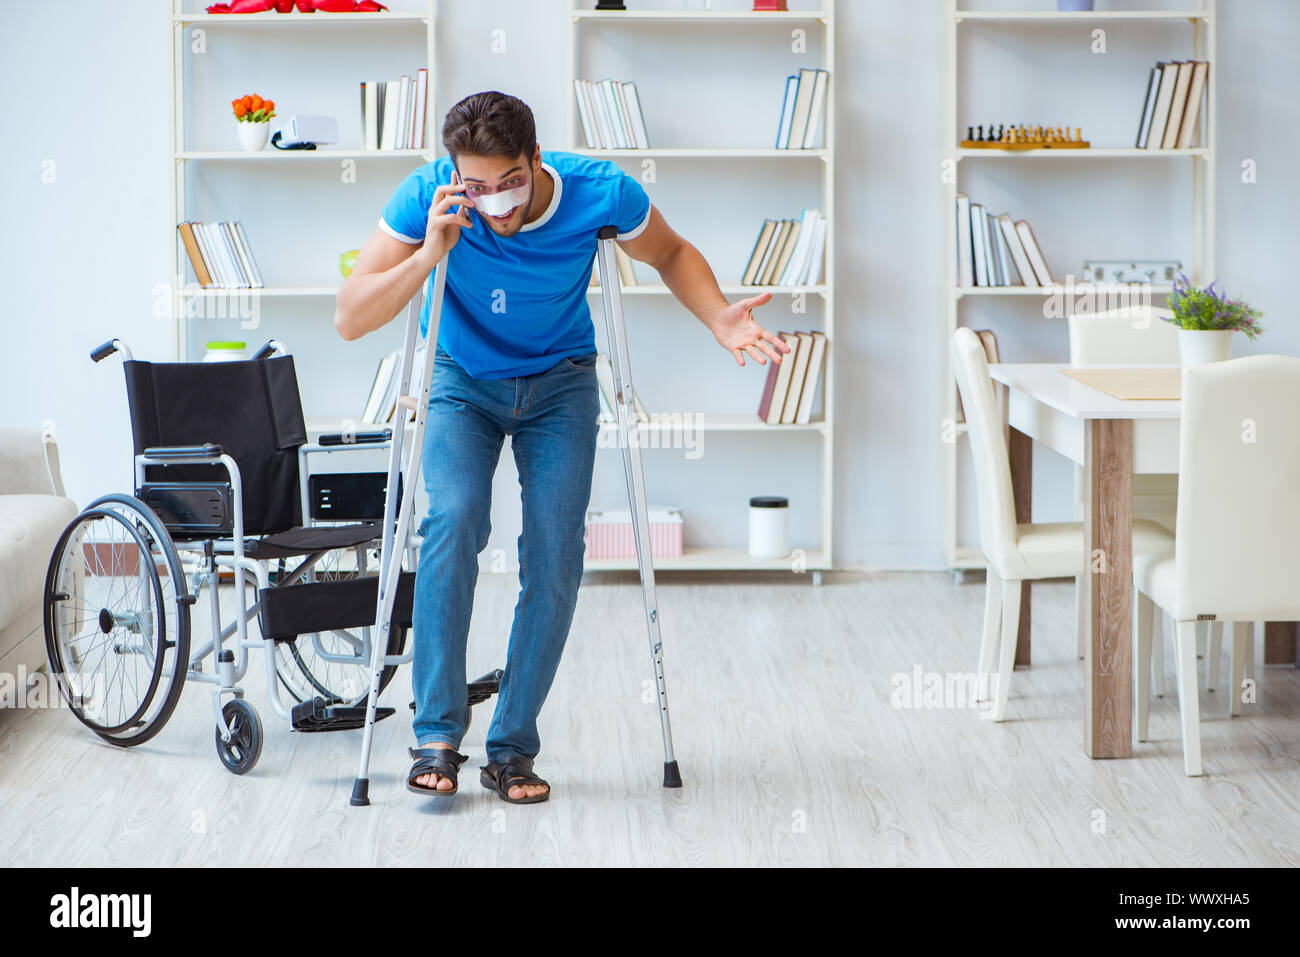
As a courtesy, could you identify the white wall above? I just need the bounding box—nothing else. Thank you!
[3,0,1297,570]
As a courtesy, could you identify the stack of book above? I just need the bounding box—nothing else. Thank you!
[1135,60,1209,150]
[574,79,650,149]
[361,68,429,151]
[756,331,827,426]
[954,195,1054,288]
[177,221,263,289]
[742,210,827,287]
[775,68,829,149]
[595,354,649,425]
[361,344,426,424]
[589,245,639,287]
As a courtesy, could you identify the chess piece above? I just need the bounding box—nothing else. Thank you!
[967,126,974,141]
[977,125,984,141]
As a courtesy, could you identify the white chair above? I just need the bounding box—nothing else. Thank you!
[1133,355,1300,776]
[951,327,1173,721]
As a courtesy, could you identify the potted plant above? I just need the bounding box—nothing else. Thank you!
[1164,273,1264,366]
[232,94,276,151]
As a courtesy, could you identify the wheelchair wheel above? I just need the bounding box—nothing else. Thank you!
[273,547,401,706]
[215,698,262,775]
[44,502,190,747]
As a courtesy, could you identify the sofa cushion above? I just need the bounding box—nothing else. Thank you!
[0,496,78,635]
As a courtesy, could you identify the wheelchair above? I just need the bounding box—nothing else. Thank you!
[43,337,501,775]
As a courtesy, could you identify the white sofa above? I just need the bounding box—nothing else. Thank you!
[0,429,78,684]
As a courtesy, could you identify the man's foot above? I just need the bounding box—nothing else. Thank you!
[412,741,459,791]
[480,758,550,804]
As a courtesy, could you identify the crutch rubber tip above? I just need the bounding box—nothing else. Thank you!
[662,761,682,789]
[349,778,371,807]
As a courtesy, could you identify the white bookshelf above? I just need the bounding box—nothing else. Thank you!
[167,0,436,355]
[566,0,836,582]
[940,0,1216,572]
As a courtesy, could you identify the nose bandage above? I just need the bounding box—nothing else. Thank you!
[472,186,529,217]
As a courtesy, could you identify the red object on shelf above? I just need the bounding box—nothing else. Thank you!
[752,0,789,10]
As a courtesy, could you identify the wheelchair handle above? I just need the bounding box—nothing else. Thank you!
[253,339,287,360]
[90,339,133,363]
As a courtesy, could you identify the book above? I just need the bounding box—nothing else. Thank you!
[413,68,428,149]
[970,204,989,287]
[233,222,263,288]
[363,82,379,151]
[755,220,790,286]
[763,332,799,424]
[613,81,636,148]
[363,352,397,423]
[778,209,816,287]
[177,222,213,288]
[742,220,778,286]
[192,224,219,287]
[1161,61,1194,149]
[775,75,798,148]
[769,220,803,287]
[1145,62,1179,150]
[224,222,257,288]
[785,69,818,149]
[996,214,1032,286]
[801,70,829,149]
[600,80,629,148]
[1175,61,1208,149]
[800,214,827,285]
[1015,220,1054,285]
[955,194,973,288]
[780,332,813,424]
[985,211,1003,286]
[622,82,650,149]
[575,80,598,148]
[380,80,399,150]
[586,81,613,149]
[1134,66,1160,148]
[794,331,827,425]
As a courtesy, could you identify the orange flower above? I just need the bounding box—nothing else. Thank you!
[250,94,263,111]
[263,100,274,113]
[233,101,248,118]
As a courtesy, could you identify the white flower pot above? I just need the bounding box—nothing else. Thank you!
[1177,328,1233,366]
[236,121,270,152]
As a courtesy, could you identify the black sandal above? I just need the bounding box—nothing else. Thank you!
[480,758,550,804]
[406,746,468,797]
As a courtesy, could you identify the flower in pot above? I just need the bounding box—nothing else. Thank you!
[1163,273,1264,366]
[233,94,276,152]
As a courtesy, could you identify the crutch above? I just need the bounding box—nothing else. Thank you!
[350,261,445,807]
[595,225,682,789]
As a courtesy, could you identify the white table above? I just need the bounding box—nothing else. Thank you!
[988,363,1180,759]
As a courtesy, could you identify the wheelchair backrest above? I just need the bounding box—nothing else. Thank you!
[124,355,307,537]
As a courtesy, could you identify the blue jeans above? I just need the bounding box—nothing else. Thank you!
[410,346,598,766]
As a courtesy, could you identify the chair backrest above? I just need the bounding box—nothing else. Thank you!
[124,355,308,536]
[1068,306,1179,366]
[951,327,1018,572]
[1174,354,1300,621]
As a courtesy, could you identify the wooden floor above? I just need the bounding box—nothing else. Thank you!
[4,570,1300,867]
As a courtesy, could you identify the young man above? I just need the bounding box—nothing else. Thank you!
[335,91,787,804]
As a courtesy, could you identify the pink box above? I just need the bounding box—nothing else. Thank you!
[584,507,683,559]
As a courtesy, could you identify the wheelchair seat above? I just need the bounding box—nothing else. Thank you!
[242,521,381,560]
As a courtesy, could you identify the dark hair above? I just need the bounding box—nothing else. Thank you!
[441,91,537,164]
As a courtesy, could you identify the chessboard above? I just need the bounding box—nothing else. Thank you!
[961,124,1090,150]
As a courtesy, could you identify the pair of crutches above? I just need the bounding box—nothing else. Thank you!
[349,226,681,806]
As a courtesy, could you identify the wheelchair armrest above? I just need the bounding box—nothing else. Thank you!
[142,444,224,460]
[317,430,392,447]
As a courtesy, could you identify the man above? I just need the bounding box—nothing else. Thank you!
[335,91,787,804]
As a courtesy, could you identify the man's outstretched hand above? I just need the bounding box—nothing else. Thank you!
[711,292,789,367]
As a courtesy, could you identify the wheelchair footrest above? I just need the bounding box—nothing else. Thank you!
[409,668,504,711]
[291,696,395,733]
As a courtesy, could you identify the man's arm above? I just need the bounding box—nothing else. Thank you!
[335,174,471,341]
[618,205,789,367]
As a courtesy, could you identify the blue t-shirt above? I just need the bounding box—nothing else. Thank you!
[379,151,652,379]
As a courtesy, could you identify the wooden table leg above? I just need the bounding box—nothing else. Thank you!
[1008,427,1033,667]
[1264,623,1299,666]
[1083,419,1133,759]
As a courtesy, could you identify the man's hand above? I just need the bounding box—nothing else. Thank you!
[419,169,473,267]
[710,292,789,367]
